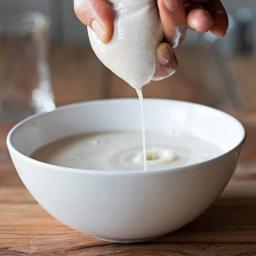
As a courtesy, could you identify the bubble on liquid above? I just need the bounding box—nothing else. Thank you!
[90,139,103,144]
[133,147,177,164]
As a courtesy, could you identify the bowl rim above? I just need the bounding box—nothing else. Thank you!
[7,98,246,176]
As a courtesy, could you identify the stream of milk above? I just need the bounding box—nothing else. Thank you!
[135,89,147,171]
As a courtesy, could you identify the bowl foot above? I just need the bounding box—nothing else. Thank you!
[94,235,159,244]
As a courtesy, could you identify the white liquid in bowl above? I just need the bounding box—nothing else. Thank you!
[32,131,222,172]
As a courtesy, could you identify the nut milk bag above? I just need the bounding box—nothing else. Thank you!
[88,0,163,88]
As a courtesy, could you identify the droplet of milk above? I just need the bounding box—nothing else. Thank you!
[172,27,182,49]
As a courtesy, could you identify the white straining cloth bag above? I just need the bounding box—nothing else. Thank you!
[88,0,163,88]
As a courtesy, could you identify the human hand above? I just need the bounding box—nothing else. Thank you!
[74,0,228,80]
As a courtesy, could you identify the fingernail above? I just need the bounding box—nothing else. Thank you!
[152,68,176,81]
[164,67,176,76]
[163,0,179,12]
[91,19,105,41]
[157,46,171,66]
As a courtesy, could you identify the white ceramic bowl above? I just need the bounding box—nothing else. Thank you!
[7,99,245,242]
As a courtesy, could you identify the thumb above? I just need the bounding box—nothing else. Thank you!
[74,0,115,43]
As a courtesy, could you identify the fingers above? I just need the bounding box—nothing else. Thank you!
[204,0,229,36]
[153,43,177,81]
[74,0,115,43]
[158,0,187,48]
[187,7,213,32]
[186,0,228,36]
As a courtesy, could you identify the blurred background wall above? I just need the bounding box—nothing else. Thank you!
[0,0,255,44]
[0,0,85,43]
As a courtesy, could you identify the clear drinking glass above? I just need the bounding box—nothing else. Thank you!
[0,12,55,122]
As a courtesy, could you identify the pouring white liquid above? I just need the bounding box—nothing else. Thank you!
[87,0,184,171]
[135,88,147,171]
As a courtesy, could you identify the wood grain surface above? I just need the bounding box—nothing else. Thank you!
[0,46,256,255]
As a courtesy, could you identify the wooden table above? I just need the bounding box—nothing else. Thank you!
[1,46,256,255]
